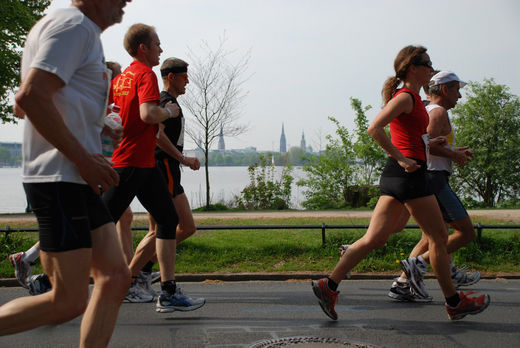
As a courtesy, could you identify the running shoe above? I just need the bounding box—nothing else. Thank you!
[151,271,161,284]
[311,278,339,320]
[452,265,481,289]
[400,257,430,299]
[338,244,351,279]
[136,271,159,298]
[125,283,155,303]
[9,252,32,289]
[27,274,52,295]
[387,278,432,302]
[446,291,490,320]
[155,286,206,313]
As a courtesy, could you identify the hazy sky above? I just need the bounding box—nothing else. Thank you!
[2,0,519,151]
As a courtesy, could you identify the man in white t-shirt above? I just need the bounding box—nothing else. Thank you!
[0,1,132,345]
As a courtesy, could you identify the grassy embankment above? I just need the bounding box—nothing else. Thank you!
[1,216,519,278]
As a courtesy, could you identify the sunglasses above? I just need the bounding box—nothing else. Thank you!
[414,60,433,69]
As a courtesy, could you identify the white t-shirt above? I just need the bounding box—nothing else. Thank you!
[21,7,110,184]
[426,103,454,173]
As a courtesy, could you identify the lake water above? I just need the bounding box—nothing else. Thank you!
[0,166,306,213]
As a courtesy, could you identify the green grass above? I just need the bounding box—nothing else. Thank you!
[1,216,520,277]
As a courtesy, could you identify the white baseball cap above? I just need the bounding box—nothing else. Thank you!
[430,71,467,88]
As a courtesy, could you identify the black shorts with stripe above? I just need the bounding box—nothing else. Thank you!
[156,157,184,198]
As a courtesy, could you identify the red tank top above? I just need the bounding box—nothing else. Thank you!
[389,88,429,161]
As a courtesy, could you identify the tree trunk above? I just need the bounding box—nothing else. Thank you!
[205,145,210,208]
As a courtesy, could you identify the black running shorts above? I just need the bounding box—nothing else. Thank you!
[379,157,431,203]
[23,182,113,252]
[156,157,184,198]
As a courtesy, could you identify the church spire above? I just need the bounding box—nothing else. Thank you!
[280,123,287,153]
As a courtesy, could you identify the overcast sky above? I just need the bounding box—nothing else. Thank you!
[2,0,519,151]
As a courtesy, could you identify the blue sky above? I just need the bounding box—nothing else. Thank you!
[2,0,519,151]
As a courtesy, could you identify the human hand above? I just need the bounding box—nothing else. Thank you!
[452,146,474,166]
[164,102,180,119]
[76,153,119,194]
[429,136,447,148]
[398,157,421,173]
[183,156,200,170]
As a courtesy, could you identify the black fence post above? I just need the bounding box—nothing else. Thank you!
[321,222,326,246]
[476,222,483,243]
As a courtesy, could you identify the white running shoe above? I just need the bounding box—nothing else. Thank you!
[9,252,32,288]
[137,271,159,298]
[400,257,430,299]
[452,265,481,288]
[151,271,161,284]
[387,278,432,302]
[125,283,155,303]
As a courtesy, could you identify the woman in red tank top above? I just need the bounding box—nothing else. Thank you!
[311,45,490,321]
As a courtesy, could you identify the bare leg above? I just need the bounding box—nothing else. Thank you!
[174,193,197,244]
[156,238,176,282]
[116,207,134,264]
[79,222,131,347]
[0,249,91,335]
[129,194,196,276]
[330,196,406,284]
[128,213,157,277]
[405,195,456,298]
[419,216,475,263]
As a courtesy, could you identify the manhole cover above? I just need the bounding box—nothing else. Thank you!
[249,336,379,348]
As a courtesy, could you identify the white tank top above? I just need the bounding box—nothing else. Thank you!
[426,104,454,173]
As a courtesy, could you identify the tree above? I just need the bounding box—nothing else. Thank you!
[182,37,250,208]
[237,154,293,210]
[297,116,355,209]
[350,97,386,185]
[0,0,50,123]
[451,79,520,206]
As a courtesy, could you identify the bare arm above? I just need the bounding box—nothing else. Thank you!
[367,92,420,172]
[427,107,473,165]
[15,68,119,194]
[139,101,179,124]
[156,128,200,170]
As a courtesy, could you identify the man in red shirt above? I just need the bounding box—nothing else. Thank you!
[103,23,204,312]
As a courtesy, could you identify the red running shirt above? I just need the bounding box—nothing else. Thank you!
[389,88,429,161]
[110,61,160,168]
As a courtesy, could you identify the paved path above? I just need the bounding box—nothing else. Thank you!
[1,279,519,347]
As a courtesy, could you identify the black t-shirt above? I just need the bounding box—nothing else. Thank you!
[155,91,184,161]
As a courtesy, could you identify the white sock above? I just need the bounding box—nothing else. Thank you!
[397,277,409,284]
[24,244,40,264]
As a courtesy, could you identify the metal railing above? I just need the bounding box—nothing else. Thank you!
[2,223,520,245]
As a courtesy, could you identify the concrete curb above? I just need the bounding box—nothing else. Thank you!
[2,272,519,287]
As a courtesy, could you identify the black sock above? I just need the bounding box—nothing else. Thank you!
[161,280,177,295]
[446,293,461,307]
[142,261,155,273]
[327,277,338,291]
[131,276,138,285]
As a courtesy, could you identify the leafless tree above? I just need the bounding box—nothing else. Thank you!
[182,37,250,208]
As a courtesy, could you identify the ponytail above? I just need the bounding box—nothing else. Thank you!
[381,76,401,105]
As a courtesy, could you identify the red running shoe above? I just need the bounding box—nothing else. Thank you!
[311,278,339,320]
[446,291,490,320]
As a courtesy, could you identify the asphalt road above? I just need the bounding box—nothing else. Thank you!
[1,279,519,347]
